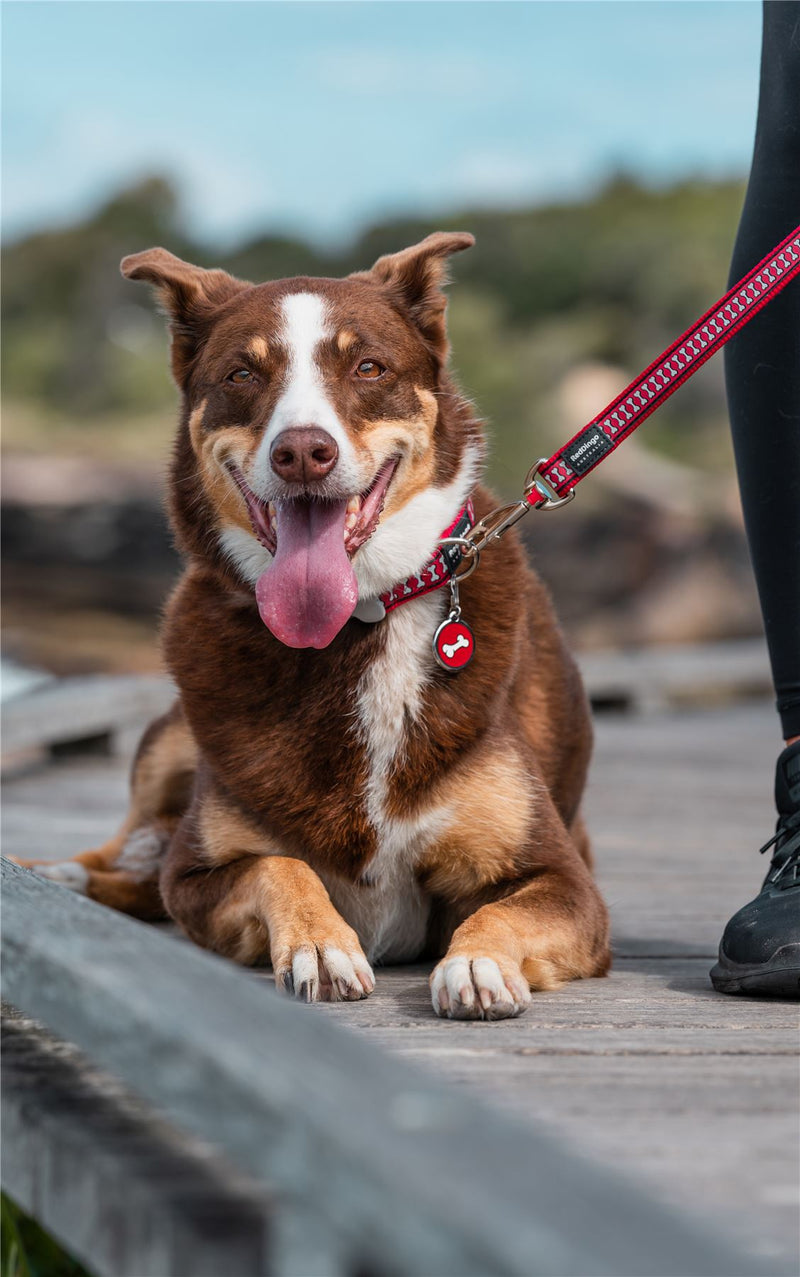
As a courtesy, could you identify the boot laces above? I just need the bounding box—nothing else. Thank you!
[759,810,800,886]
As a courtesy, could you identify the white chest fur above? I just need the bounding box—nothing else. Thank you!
[324,594,452,964]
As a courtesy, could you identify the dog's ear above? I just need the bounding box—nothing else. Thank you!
[120,248,250,384]
[355,232,474,356]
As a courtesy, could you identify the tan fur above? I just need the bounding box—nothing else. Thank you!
[362,389,441,512]
[420,747,534,897]
[199,790,280,867]
[336,328,357,351]
[246,335,270,364]
[188,403,256,534]
[210,856,369,977]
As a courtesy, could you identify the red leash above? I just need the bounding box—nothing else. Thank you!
[372,224,800,670]
[450,222,800,580]
[530,222,800,507]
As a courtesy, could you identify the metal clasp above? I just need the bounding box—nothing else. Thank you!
[439,499,529,580]
[438,535,481,582]
[468,500,530,549]
[438,456,576,582]
[525,458,576,511]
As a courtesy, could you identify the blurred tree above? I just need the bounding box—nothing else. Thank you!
[1,173,745,490]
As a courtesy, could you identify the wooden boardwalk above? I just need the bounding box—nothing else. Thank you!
[3,697,798,1271]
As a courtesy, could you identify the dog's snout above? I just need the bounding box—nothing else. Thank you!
[270,427,339,484]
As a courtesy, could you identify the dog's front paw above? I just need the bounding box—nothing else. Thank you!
[430,955,532,1021]
[273,938,375,1004]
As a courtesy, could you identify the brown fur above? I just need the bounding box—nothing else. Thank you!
[21,234,610,1018]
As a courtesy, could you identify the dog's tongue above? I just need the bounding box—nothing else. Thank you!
[255,499,358,648]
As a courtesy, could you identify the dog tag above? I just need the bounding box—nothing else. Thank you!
[433,577,474,672]
[433,617,475,671]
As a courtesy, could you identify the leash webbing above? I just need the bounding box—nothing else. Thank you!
[530,223,800,505]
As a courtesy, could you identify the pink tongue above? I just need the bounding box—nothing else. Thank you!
[255,499,358,649]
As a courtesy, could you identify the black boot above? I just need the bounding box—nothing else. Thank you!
[710,739,800,997]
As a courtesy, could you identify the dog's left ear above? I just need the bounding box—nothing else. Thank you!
[355,232,474,356]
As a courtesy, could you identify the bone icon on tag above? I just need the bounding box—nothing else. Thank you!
[433,618,475,672]
[442,634,469,659]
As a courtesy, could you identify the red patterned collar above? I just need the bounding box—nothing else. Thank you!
[351,498,474,623]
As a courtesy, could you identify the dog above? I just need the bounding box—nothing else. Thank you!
[24,233,610,1019]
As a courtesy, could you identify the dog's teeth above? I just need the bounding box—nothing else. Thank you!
[346,495,360,515]
[268,502,276,521]
[345,512,358,532]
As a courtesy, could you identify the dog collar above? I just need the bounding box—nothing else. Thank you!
[351,498,475,624]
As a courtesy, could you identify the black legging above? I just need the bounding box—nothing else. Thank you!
[725,0,800,740]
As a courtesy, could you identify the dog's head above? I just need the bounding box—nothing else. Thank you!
[122,234,483,648]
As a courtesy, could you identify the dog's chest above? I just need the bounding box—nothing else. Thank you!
[325,598,451,963]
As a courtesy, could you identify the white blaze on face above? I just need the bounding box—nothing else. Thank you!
[254,292,359,492]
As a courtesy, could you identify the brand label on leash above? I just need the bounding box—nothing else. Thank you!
[433,618,474,671]
[563,425,614,475]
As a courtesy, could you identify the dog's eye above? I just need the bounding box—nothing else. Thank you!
[228,369,253,384]
[355,360,385,380]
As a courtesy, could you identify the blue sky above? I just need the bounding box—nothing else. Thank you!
[3,1,762,248]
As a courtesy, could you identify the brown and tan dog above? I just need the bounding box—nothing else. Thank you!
[26,234,610,1018]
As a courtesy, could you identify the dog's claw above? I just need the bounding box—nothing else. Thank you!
[274,943,374,1004]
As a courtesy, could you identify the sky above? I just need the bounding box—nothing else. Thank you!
[3,1,762,249]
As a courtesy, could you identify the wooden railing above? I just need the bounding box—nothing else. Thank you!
[1,857,776,1277]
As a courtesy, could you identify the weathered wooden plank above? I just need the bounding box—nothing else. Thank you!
[2,858,775,1277]
[579,637,771,712]
[2,1007,271,1277]
[1,674,173,762]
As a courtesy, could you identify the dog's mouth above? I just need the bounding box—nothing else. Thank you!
[228,456,400,649]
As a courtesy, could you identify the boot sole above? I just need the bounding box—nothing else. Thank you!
[710,943,800,998]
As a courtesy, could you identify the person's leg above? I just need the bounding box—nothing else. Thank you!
[711,0,800,996]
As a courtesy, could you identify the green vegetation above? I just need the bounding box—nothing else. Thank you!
[2,174,745,493]
[1,1195,92,1277]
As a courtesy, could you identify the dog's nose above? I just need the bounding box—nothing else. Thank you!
[269,427,339,484]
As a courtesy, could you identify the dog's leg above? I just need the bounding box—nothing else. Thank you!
[427,795,610,1020]
[160,791,375,1002]
[570,812,594,870]
[17,703,197,919]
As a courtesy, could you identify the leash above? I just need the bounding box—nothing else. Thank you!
[369,224,800,670]
[449,222,800,572]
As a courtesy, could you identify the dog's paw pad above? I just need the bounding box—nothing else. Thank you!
[430,955,531,1021]
[28,862,89,894]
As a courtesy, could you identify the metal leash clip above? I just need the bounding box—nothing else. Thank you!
[438,534,481,581]
[439,458,576,580]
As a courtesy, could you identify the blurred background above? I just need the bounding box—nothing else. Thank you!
[2,0,765,683]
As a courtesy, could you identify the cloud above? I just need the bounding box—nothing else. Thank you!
[445,148,589,208]
[309,47,517,100]
[2,105,279,245]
